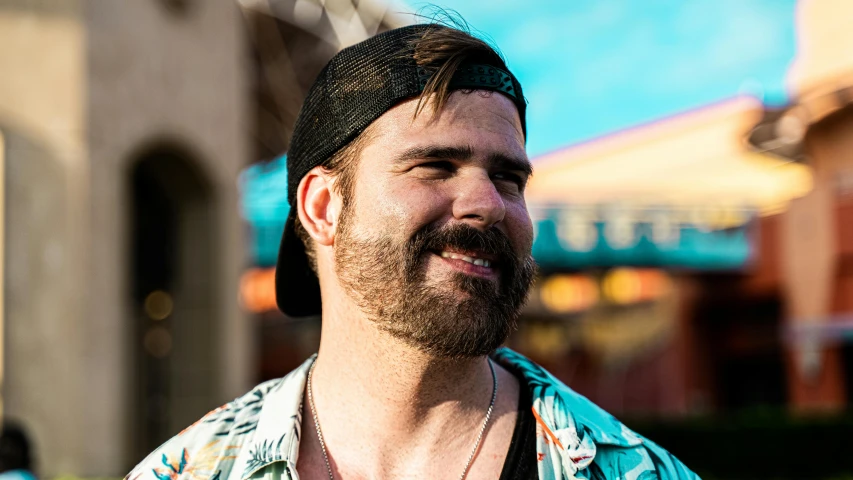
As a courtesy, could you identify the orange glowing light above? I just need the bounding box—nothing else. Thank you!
[540,274,599,313]
[601,268,671,305]
[240,267,277,313]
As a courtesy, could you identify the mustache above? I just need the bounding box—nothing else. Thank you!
[409,223,517,267]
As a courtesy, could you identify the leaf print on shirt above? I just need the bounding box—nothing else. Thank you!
[184,440,239,480]
[242,435,287,479]
[153,449,189,480]
[149,441,238,480]
[202,380,281,437]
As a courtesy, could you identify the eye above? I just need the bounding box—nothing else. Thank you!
[493,171,527,191]
[411,160,456,179]
[417,160,455,172]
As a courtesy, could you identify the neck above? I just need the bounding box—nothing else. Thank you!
[300,291,520,478]
[313,299,495,429]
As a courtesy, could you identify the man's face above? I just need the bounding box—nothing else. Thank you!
[333,90,536,358]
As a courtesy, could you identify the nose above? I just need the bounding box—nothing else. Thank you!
[452,172,506,229]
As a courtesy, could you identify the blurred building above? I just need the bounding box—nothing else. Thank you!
[748,0,853,413]
[513,0,853,422]
[0,0,249,475]
[515,96,811,416]
[0,0,406,477]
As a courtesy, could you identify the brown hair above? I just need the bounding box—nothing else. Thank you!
[411,24,507,119]
[295,24,505,273]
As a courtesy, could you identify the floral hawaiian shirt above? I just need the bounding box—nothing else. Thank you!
[127,348,699,480]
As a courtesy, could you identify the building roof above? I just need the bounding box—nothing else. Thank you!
[748,0,853,161]
[237,0,412,48]
[528,96,812,215]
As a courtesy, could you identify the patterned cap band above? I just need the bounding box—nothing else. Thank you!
[418,63,521,102]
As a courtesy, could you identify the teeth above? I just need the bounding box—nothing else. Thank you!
[439,251,492,268]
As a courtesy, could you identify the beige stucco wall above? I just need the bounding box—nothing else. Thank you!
[788,0,853,94]
[85,0,250,474]
[0,1,90,475]
[0,0,251,476]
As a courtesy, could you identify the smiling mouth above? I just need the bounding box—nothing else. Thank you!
[439,249,495,267]
[431,249,498,278]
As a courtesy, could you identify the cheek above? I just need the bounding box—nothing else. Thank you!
[368,180,450,232]
[506,202,534,252]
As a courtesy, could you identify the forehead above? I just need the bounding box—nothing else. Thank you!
[363,91,527,160]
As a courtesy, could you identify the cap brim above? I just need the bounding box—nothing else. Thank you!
[275,213,322,317]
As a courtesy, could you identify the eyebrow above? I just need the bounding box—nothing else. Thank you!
[394,145,533,176]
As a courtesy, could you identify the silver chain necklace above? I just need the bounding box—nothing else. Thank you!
[306,358,498,480]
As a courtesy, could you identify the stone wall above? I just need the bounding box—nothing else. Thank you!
[0,1,90,475]
[85,0,250,473]
[0,0,251,475]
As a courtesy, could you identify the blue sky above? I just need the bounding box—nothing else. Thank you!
[404,0,799,157]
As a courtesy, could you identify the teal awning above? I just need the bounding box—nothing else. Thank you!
[238,155,289,267]
[532,206,755,272]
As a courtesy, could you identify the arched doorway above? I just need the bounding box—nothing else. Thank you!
[128,145,219,458]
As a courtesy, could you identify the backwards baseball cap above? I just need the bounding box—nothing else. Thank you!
[275,23,527,317]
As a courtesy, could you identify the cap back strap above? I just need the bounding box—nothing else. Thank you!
[417,63,521,102]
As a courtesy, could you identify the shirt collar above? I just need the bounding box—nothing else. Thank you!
[240,349,643,480]
[238,355,314,480]
[493,347,643,449]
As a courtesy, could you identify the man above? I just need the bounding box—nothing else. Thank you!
[128,23,698,480]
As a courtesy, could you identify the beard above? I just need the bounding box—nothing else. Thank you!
[334,206,537,359]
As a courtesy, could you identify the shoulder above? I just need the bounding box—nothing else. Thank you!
[494,348,700,480]
[125,378,286,480]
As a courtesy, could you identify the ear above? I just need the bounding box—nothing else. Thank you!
[296,167,339,247]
